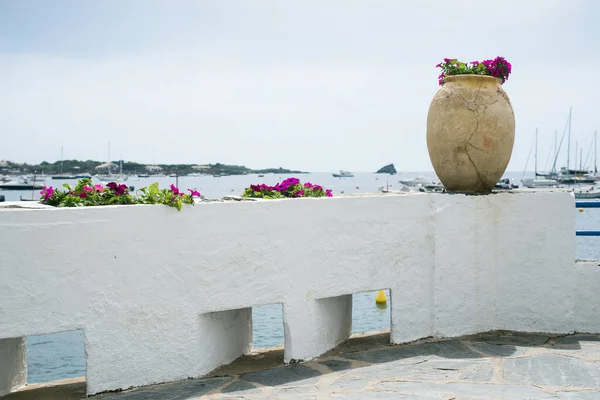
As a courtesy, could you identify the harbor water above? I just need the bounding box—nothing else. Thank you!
[2,172,598,383]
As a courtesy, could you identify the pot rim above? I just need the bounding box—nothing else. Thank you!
[444,74,502,84]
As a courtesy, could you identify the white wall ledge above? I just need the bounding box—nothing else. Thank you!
[1,192,597,396]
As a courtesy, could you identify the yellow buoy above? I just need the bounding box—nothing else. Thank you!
[376,290,387,304]
[579,208,584,212]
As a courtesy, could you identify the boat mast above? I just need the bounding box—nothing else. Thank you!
[553,129,557,175]
[575,141,578,173]
[60,145,64,174]
[567,107,572,174]
[534,128,538,176]
[595,130,598,175]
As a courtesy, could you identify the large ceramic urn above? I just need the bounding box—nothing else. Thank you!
[426,75,515,193]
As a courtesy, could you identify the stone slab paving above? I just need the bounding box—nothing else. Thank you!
[7,331,600,400]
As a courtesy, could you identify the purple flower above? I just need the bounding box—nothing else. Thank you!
[79,192,87,198]
[293,189,305,197]
[188,189,201,197]
[286,177,300,186]
[170,184,180,195]
[304,182,314,189]
[326,189,333,197]
[114,184,128,196]
[106,182,118,190]
[40,186,54,201]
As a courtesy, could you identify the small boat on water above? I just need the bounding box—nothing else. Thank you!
[0,180,44,190]
[574,187,600,199]
[494,178,519,190]
[521,178,559,188]
[25,174,47,183]
[419,183,444,193]
[398,176,432,187]
[19,195,39,201]
[332,170,354,178]
[95,174,128,183]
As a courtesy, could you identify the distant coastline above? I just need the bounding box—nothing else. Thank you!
[0,160,308,177]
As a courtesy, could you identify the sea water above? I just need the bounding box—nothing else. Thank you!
[2,172,597,383]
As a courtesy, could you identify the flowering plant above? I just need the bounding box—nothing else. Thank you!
[39,178,201,211]
[436,56,512,86]
[242,177,333,199]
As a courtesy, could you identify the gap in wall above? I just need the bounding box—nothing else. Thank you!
[352,289,391,335]
[27,329,86,384]
[252,303,284,350]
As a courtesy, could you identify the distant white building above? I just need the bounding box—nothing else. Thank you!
[145,165,162,172]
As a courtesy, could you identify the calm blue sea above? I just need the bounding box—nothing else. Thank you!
[2,171,598,383]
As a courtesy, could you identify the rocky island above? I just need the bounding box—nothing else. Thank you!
[375,163,397,174]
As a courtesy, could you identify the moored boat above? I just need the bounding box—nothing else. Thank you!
[332,170,354,178]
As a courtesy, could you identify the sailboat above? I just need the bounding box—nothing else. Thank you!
[573,130,600,199]
[95,143,128,183]
[52,146,77,179]
[521,128,559,188]
[594,130,599,182]
[95,160,128,183]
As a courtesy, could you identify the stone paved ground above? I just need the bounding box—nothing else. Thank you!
[7,331,600,400]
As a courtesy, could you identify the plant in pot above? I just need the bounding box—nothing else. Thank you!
[426,57,515,193]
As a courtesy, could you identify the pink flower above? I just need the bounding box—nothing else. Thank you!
[94,184,104,193]
[79,192,87,198]
[326,189,333,197]
[40,186,54,201]
[170,184,180,195]
[188,189,201,197]
[83,185,93,193]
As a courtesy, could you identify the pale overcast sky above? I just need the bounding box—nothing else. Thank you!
[0,0,598,172]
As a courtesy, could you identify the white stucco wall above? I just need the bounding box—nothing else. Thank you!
[0,192,596,396]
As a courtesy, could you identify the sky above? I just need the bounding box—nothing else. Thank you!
[0,0,599,172]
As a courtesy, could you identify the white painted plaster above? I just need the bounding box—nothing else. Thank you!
[0,337,26,396]
[0,192,595,396]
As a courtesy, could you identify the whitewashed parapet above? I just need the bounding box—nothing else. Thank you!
[0,192,595,396]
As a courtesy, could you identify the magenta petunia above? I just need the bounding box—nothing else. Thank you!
[40,186,54,201]
[436,56,511,85]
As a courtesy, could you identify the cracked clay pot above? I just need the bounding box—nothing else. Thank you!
[426,74,515,193]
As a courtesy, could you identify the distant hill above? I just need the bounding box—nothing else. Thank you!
[376,164,397,174]
[0,160,309,177]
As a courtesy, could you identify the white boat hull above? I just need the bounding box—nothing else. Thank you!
[95,175,128,183]
[521,178,559,188]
